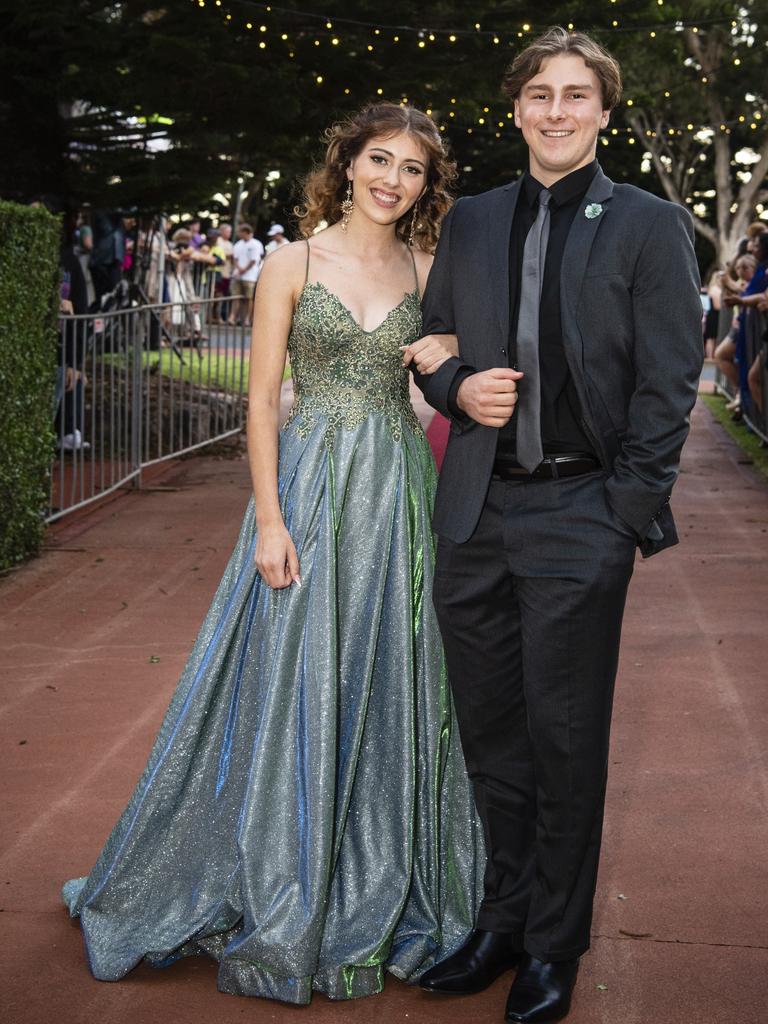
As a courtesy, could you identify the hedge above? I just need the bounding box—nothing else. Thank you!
[0,200,60,570]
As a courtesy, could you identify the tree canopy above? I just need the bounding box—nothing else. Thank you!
[1,0,765,264]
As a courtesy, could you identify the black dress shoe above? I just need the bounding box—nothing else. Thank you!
[505,954,579,1022]
[420,929,522,994]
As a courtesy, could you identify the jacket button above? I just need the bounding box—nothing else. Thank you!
[500,347,506,356]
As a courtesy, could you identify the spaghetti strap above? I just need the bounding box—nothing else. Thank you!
[408,245,420,297]
[304,239,311,284]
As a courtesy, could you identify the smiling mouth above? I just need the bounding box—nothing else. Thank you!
[370,188,401,207]
[541,130,575,138]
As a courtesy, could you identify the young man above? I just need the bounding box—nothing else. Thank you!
[414,27,702,1024]
[230,223,264,327]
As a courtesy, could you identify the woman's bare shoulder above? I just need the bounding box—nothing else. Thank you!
[258,239,309,294]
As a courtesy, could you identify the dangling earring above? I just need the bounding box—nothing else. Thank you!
[341,181,354,232]
[408,204,418,247]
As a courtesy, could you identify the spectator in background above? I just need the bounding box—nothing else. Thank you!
[121,213,137,275]
[724,233,768,417]
[715,253,757,409]
[167,227,207,343]
[134,215,170,304]
[703,269,722,360]
[201,227,226,300]
[215,222,234,323]
[74,208,95,306]
[187,219,205,249]
[745,221,767,256]
[265,223,289,254]
[229,223,263,328]
[58,218,90,451]
[90,210,125,302]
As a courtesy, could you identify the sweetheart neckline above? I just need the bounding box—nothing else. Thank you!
[299,280,419,336]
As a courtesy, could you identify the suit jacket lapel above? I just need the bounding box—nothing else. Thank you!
[488,180,522,343]
[561,168,615,332]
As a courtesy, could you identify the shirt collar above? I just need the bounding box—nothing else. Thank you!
[522,159,599,208]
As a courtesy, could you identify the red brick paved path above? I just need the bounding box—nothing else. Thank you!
[1,400,767,1024]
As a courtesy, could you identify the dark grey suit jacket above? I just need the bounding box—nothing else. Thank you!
[413,167,703,557]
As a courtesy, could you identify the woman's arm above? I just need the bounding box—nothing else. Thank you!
[736,291,768,309]
[246,244,304,589]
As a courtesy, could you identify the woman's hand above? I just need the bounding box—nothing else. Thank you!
[401,333,459,374]
[255,522,301,590]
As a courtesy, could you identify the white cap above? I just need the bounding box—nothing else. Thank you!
[268,224,284,237]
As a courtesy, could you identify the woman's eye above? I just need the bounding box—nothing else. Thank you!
[404,166,422,175]
[371,154,386,164]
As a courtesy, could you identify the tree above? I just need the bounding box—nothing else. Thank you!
[1,0,764,259]
[614,0,767,263]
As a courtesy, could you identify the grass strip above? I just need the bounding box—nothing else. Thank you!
[701,393,768,482]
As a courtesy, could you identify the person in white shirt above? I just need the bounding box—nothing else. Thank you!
[229,223,264,327]
[265,223,290,255]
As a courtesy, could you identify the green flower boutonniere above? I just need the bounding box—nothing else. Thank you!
[585,203,603,219]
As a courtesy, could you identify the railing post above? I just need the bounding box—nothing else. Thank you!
[131,306,145,489]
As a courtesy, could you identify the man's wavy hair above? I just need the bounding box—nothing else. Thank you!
[503,26,622,111]
[295,103,457,253]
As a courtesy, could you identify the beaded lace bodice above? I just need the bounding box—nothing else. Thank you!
[284,273,423,449]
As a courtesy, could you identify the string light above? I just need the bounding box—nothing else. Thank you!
[196,1,765,152]
[197,0,737,40]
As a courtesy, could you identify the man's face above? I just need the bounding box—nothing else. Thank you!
[514,53,610,186]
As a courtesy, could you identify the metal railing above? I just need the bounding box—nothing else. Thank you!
[49,295,250,521]
[714,306,768,445]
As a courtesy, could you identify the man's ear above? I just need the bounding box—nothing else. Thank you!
[600,109,610,130]
[514,98,522,129]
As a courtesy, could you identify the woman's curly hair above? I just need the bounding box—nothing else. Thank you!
[295,103,457,253]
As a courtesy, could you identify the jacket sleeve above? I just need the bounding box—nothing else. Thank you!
[604,203,703,538]
[411,200,477,426]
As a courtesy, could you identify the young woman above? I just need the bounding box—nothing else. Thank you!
[63,103,483,1004]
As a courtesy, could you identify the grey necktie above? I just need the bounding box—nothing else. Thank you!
[515,188,552,473]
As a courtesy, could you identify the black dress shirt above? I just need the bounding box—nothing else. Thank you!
[449,160,600,462]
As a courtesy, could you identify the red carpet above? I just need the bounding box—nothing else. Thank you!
[426,412,450,470]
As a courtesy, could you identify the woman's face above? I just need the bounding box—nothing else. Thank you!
[347,131,428,227]
[737,259,756,282]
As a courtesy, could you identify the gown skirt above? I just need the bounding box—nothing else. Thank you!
[63,307,485,1003]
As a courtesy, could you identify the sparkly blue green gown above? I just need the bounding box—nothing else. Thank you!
[63,246,484,1004]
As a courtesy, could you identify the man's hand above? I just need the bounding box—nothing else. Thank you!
[457,368,524,427]
[401,333,459,374]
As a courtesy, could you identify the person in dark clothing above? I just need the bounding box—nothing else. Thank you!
[57,241,90,450]
[89,210,125,301]
[409,28,702,1024]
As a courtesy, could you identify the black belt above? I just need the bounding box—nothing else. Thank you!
[492,453,600,482]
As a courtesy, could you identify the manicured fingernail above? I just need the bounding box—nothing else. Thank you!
[293,576,302,588]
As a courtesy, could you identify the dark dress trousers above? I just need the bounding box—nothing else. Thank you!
[414,166,702,961]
